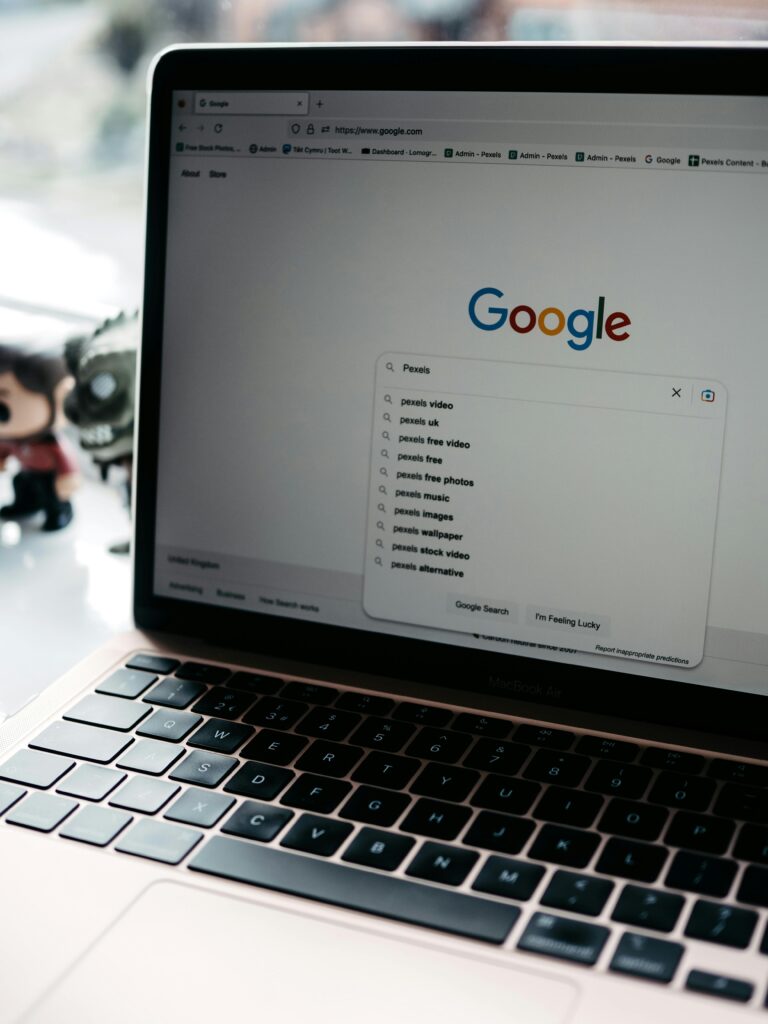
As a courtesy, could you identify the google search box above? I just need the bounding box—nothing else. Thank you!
[195,92,308,115]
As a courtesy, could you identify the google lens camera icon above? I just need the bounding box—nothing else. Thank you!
[701,388,716,402]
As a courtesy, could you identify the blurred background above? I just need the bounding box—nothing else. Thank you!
[1,0,767,717]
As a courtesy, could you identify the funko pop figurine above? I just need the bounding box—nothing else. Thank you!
[0,343,80,531]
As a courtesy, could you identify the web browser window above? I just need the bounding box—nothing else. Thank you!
[154,89,768,696]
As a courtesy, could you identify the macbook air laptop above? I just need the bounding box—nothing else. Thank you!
[1,43,767,1023]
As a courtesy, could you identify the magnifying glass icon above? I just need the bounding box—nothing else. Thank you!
[376,521,385,530]
[375,538,383,548]
[381,449,389,458]
[383,413,391,422]
[378,485,387,494]
[382,430,390,440]
[384,394,392,404]
[385,361,394,371]
[380,468,388,477]
[375,556,383,565]
[377,503,386,512]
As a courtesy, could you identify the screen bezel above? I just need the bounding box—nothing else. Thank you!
[135,43,768,741]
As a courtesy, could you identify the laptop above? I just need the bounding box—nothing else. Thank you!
[1,43,767,1023]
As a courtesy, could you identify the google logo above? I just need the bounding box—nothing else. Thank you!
[468,287,631,351]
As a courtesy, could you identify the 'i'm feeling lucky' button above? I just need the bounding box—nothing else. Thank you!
[527,605,610,636]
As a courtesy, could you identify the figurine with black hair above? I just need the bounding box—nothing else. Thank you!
[0,343,80,531]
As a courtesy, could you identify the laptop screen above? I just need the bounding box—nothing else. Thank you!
[152,84,768,699]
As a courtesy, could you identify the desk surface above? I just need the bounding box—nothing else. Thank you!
[0,472,132,721]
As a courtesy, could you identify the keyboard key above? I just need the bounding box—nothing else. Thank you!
[598,799,668,841]
[109,777,179,814]
[528,825,600,868]
[584,761,651,800]
[541,870,613,917]
[641,747,705,773]
[175,662,231,686]
[282,681,338,705]
[241,730,308,766]
[223,761,294,801]
[609,933,683,983]
[410,763,479,802]
[463,739,530,776]
[97,668,157,699]
[243,697,308,730]
[6,792,77,832]
[126,654,179,675]
[63,693,149,732]
[463,811,535,855]
[136,708,201,742]
[736,864,768,907]
[335,692,394,716]
[60,805,132,846]
[191,687,256,720]
[169,750,237,788]
[352,752,419,790]
[342,828,415,871]
[31,721,132,764]
[684,899,757,947]
[296,740,363,778]
[518,912,609,965]
[295,707,360,742]
[406,842,478,886]
[406,728,471,764]
[350,717,415,753]
[0,749,73,789]
[471,775,540,815]
[714,784,768,824]
[611,885,684,933]
[734,823,768,864]
[117,739,183,775]
[0,781,25,815]
[648,772,715,812]
[596,838,668,882]
[514,725,574,750]
[533,787,603,829]
[281,814,353,857]
[393,703,452,727]
[116,818,202,864]
[221,801,294,842]
[281,774,351,814]
[144,677,205,709]
[164,788,234,828]
[190,836,520,943]
[228,672,283,696]
[575,736,638,762]
[339,786,410,827]
[524,750,590,788]
[187,719,253,754]
[686,970,754,1003]
[56,764,125,801]
[665,851,737,897]
[453,713,510,738]
[665,812,735,854]
[400,798,472,840]
[709,758,768,787]
[472,856,545,901]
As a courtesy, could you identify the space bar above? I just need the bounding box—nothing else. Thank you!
[189,836,519,944]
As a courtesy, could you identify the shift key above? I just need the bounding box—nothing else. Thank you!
[30,721,133,764]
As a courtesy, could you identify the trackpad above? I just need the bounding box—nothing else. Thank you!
[28,881,577,1023]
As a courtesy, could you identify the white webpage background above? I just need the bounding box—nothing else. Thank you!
[155,152,768,690]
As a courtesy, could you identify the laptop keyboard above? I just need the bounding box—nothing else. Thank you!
[2,653,768,1006]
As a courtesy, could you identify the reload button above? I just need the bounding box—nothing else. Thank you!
[526,605,610,637]
[448,594,518,622]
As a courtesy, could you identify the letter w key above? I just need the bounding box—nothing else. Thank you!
[189,719,254,754]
